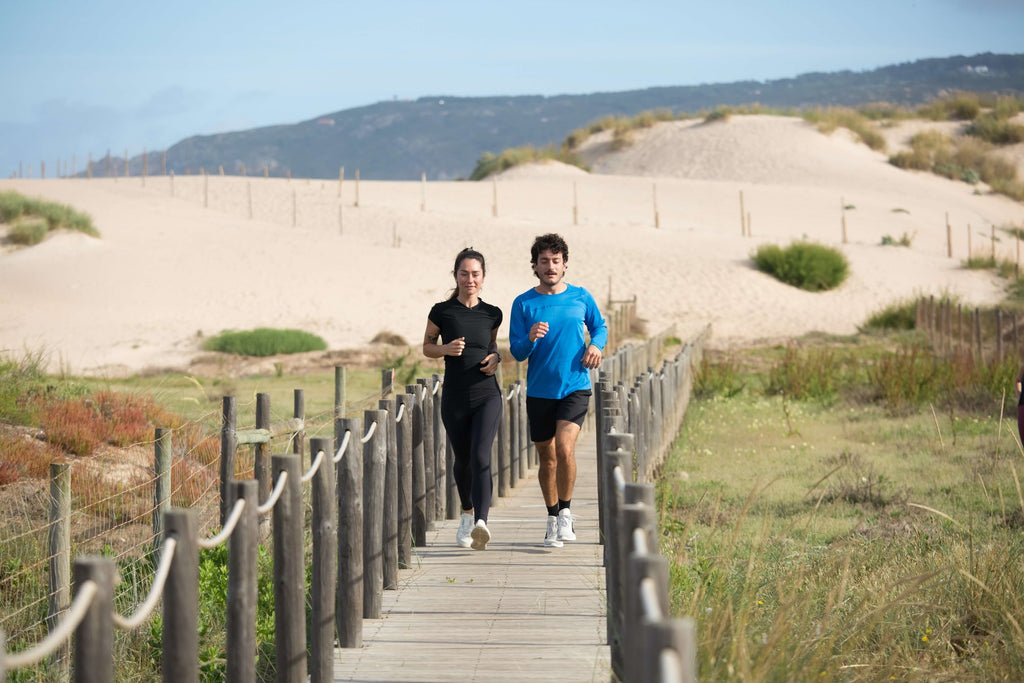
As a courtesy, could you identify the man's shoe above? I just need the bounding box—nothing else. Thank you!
[544,515,564,548]
[456,512,473,548]
[470,519,491,550]
[556,508,576,542]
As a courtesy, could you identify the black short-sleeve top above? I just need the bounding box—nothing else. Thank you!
[428,298,503,394]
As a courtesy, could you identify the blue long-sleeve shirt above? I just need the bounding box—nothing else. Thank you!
[509,283,608,399]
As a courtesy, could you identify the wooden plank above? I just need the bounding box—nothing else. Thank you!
[333,431,610,682]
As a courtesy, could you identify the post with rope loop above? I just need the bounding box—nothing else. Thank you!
[226,480,259,683]
[516,380,528,479]
[255,393,271,540]
[506,384,518,491]
[272,454,306,682]
[309,437,337,683]
[335,417,363,648]
[73,557,114,683]
[602,432,633,682]
[162,509,199,682]
[219,396,237,525]
[396,393,415,567]
[416,379,436,528]
[621,495,658,683]
[406,384,427,547]
[431,375,452,521]
[293,389,306,466]
[378,398,399,590]
[497,383,510,498]
[594,378,611,546]
[363,409,388,619]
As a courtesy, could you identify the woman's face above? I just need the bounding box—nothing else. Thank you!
[455,257,484,297]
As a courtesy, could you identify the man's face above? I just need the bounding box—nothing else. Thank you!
[533,249,566,287]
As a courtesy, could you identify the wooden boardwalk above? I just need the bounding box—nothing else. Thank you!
[332,432,611,682]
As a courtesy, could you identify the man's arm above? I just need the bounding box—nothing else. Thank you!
[509,297,534,361]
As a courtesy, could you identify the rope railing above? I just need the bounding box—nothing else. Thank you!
[198,500,245,550]
[300,448,325,484]
[332,430,351,463]
[112,538,178,630]
[3,581,98,668]
[395,402,406,423]
[360,420,378,443]
[256,471,289,516]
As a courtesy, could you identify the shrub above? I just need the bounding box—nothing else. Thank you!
[752,242,849,291]
[202,328,328,356]
[468,145,587,180]
[693,356,745,399]
[879,232,914,247]
[861,299,917,331]
[8,218,49,245]
[763,345,847,403]
[804,107,886,151]
[918,92,981,121]
[967,113,1024,145]
[0,191,98,237]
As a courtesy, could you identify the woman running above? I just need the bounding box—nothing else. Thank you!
[422,247,503,550]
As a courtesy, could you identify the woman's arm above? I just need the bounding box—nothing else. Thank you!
[479,328,501,376]
[423,319,464,359]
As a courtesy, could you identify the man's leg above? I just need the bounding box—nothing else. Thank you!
[553,419,581,502]
[535,438,558,507]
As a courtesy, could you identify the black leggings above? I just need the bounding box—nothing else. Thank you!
[442,387,502,523]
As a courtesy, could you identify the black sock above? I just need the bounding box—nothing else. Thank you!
[546,503,559,517]
[558,499,571,511]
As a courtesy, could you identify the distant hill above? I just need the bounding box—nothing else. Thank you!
[103,52,1024,181]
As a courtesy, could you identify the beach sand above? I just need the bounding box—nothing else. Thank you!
[2,115,1023,376]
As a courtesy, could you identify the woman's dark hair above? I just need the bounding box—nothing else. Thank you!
[447,247,486,300]
[530,233,569,266]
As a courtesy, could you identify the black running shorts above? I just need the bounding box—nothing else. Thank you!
[526,390,591,442]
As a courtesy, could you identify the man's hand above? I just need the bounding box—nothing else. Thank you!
[529,322,549,342]
[581,344,602,369]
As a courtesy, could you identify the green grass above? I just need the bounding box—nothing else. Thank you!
[202,328,328,357]
[663,344,1024,679]
[803,106,887,151]
[468,144,588,180]
[752,241,849,291]
[0,191,99,238]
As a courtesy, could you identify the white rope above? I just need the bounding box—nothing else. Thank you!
[257,470,289,515]
[395,402,406,423]
[300,449,325,483]
[431,381,439,396]
[632,527,649,556]
[639,576,663,620]
[198,499,245,549]
[613,465,626,495]
[113,538,178,630]
[332,430,351,463]
[659,650,683,683]
[360,420,377,443]
[4,580,98,667]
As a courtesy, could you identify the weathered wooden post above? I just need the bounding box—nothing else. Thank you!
[219,396,237,525]
[603,432,633,682]
[255,393,271,540]
[396,392,415,567]
[226,480,258,683]
[497,380,509,498]
[507,384,518,489]
[626,551,669,683]
[153,429,172,554]
[335,366,347,419]
[163,509,198,682]
[48,463,71,680]
[310,437,336,683]
[272,454,306,682]
[73,557,115,683]
[417,379,436,527]
[363,409,388,618]
[379,398,398,590]
[336,417,363,648]
[408,384,427,547]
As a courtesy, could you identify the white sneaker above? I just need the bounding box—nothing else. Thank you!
[556,508,576,542]
[470,519,491,550]
[456,512,473,548]
[544,515,563,548]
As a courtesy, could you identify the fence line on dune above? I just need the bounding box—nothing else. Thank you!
[915,294,1024,366]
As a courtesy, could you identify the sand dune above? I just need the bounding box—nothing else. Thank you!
[2,115,1023,376]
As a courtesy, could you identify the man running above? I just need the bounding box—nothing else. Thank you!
[509,233,607,547]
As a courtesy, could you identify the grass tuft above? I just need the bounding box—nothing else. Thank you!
[752,241,849,291]
[202,328,328,357]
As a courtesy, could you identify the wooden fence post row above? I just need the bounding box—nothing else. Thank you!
[596,329,707,682]
[915,296,1021,364]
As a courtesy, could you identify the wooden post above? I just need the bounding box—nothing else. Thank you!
[379,399,398,590]
[335,417,363,648]
[363,409,388,618]
[354,168,360,207]
[603,432,633,681]
[652,183,660,228]
[219,396,237,525]
[162,509,198,682]
[396,392,414,567]
[309,436,337,683]
[337,166,344,197]
[417,380,436,526]
[255,393,271,539]
[226,480,258,683]
[335,366,347,419]
[41,160,46,179]
[507,384,518,489]
[841,197,847,244]
[492,176,498,217]
[573,181,579,225]
[946,212,952,258]
[73,557,115,683]
[272,454,306,683]
[739,190,746,236]
[264,165,269,178]
[48,463,71,679]
[240,162,246,177]
[286,169,291,181]
[408,384,427,546]
[161,149,166,175]
[497,381,509,498]
[153,429,171,553]
[293,389,305,466]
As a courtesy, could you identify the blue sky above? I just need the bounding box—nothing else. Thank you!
[2,0,1022,177]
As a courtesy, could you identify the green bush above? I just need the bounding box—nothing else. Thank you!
[203,328,328,356]
[8,218,48,245]
[967,113,1024,145]
[0,191,98,237]
[468,145,587,180]
[752,241,849,291]
[803,107,887,151]
[763,345,847,403]
[861,299,917,331]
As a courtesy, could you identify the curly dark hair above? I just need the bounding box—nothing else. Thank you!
[530,233,569,266]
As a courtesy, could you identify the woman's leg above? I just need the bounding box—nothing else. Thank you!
[442,399,474,512]
[468,394,502,522]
